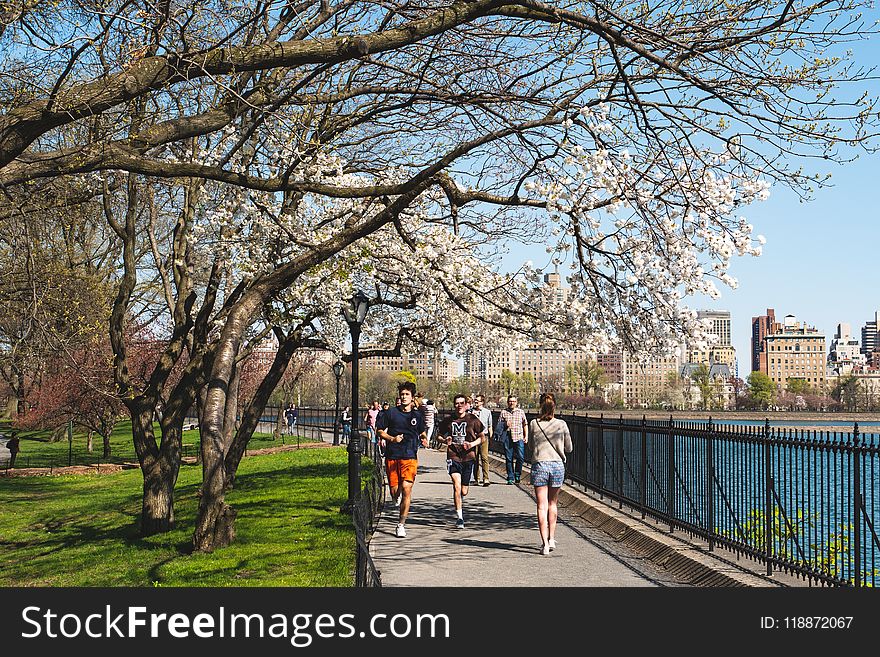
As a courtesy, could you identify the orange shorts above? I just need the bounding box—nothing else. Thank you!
[385,459,418,488]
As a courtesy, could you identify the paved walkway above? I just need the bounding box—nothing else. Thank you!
[371,446,662,587]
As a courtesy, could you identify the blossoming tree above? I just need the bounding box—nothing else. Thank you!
[0,1,876,549]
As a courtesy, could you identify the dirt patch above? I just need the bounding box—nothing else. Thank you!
[0,463,136,478]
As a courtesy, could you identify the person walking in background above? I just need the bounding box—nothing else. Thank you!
[284,403,298,436]
[340,406,352,443]
[496,394,528,484]
[529,392,572,555]
[437,394,485,529]
[377,382,428,538]
[365,400,380,445]
[376,401,391,454]
[6,433,20,468]
[422,398,437,449]
[471,393,493,486]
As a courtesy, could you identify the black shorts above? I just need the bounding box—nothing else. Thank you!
[446,459,474,485]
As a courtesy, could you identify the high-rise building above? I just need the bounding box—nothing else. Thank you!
[829,323,863,362]
[689,310,736,373]
[751,308,776,372]
[596,352,623,384]
[622,352,683,407]
[697,310,732,346]
[762,314,826,390]
[361,347,459,381]
[543,271,569,305]
[861,311,880,358]
[464,344,588,390]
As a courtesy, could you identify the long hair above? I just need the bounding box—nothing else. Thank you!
[538,392,556,421]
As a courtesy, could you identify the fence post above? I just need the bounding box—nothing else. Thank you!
[853,422,861,587]
[640,415,647,519]
[617,414,624,508]
[764,418,773,577]
[667,414,674,533]
[707,415,714,552]
[597,414,605,498]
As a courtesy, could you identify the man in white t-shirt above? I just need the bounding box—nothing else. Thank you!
[470,394,493,486]
[422,399,437,447]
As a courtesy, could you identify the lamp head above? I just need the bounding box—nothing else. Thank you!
[332,360,345,379]
[343,290,370,326]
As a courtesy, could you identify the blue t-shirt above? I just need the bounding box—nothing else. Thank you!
[377,406,425,460]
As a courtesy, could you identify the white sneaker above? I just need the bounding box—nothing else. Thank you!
[548,538,556,551]
[393,495,401,508]
[395,524,406,538]
[540,544,551,555]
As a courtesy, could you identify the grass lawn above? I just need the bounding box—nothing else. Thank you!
[0,447,356,586]
[7,419,301,469]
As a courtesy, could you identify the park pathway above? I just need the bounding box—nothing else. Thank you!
[370,445,666,587]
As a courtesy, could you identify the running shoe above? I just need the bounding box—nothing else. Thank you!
[395,524,406,538]
[548,538,556,551]
[482,481,490,487]
[455,518,465,529]
[540,544,550,556]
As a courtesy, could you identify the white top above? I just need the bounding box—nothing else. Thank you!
[529,418,572,463]
[472,407,492,436]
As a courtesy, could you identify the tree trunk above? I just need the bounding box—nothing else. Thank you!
[102,433,111,459]
[192,449,237,552]
[192,296,262,551]
[192,371,238,551]
[130,403,181,536]
[4,395,17,419]
[87,430,93,453]
[141,460,178,535]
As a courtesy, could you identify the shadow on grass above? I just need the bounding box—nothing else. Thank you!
[3,450,352,565]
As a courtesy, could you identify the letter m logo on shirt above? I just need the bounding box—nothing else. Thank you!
[451,422,467,439]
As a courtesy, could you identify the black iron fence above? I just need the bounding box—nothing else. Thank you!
[489,413,879,587]
[351,433,384,587]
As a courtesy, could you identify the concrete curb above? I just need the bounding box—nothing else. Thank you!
[486,454,781,587]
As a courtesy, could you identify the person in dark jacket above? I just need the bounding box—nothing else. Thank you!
[6,434,20,468]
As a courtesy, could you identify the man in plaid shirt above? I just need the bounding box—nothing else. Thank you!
[496,395,529,484]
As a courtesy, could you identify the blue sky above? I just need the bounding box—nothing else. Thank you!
[692,14,880,374]
[693,150,879,376]
[499,17,880,378]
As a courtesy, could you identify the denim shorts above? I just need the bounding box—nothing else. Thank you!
[531,460,565,487]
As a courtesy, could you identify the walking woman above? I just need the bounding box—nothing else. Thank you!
[529,392,572,555]
[340,406,353,443]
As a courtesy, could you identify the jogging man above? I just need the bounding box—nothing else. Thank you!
[437,394,485,529]
[376,382,428,538]
[470,393,493,486]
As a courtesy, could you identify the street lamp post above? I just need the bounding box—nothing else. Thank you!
[332,360,344,446]
[343,291,370,512]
